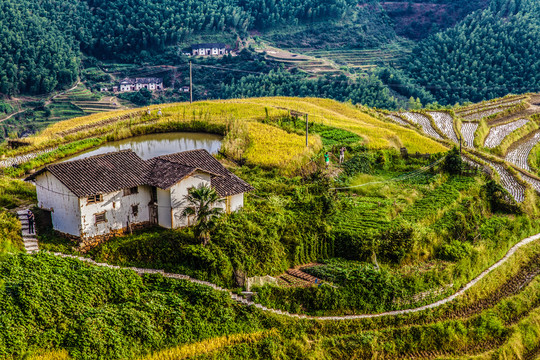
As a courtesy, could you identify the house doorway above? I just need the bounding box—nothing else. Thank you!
[150,187,158,224]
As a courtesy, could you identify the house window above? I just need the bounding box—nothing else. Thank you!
[95,212,107,224]
[124,186,139,196]
[132,205,139,217]
[87,194,103,204]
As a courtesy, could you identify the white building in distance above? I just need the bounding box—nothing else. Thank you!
[27,149,253,251]
[191,43,227,56]
[119,78,164,92]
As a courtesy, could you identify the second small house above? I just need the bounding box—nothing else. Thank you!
[26,149,253,250]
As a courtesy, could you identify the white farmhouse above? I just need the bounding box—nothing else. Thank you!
[191,43,227,56]
[119,78,164,92]
[26,149,253,250]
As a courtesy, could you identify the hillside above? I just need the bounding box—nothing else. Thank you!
[2,95,540,357]
[402,0,540,104]
[0,0,520,122]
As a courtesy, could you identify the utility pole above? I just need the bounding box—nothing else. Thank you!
[189,61,193,104]
[305,113,309,147]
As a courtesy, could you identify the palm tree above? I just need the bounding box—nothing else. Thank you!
[181,184,224,246]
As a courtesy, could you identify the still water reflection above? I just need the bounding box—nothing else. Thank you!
[62,132,222,162]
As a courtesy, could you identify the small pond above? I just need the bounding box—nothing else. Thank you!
[61,132,223,162]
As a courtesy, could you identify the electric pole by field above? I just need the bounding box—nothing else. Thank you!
[189,61,193,104]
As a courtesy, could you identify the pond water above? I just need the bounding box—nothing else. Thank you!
[61,132,223,162]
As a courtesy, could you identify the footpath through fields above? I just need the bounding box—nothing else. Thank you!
[16,206,540,320]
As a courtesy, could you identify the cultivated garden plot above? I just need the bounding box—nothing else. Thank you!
[460,122,479,148]
[400,112,443,139]
[505,132,540,171]
[386,114,409,126]
[485,160,525,202]
[483,119,529,148]
[428,111,459,143]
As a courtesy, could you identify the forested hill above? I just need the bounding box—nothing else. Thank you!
[1,0,539,108]
[403,0,540,105]
[0,0,356,95]
[0,1,84,94]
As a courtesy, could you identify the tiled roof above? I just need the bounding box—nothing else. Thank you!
[145,158,211,189]
[26,150,150,197]
[155,150,254,197]
[191,43,226,49]
[26,149,253,198]
[135,77,162,84]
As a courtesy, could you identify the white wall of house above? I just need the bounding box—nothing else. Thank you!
[157,187,172,229]
[79,186,151,238]
[230,193,244,212]
[35,172,81,237]
[215,193,244,214]
[170,172,211,228]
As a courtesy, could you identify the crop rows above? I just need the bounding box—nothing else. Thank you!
[428,111,459,143]
[505,131,540,171]
[0,147,58,168]
[521,173,540,193]
[386,114,409,126]
[400,177,473,222]
[485,160,525,202]
[400,112,443,139]
[484,119,529,148]
[333,199,391,233]
[462,107,511,120]
[460,122,478,148]
[456,97,525,116]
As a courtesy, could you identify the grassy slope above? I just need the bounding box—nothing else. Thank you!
[27,97,445,154]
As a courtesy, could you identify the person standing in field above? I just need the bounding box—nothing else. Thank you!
[325,152,330,169]
[27,210,35,234]
[339,146,346,164]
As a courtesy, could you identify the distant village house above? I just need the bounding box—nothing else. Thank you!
[119,78,164,92]
[26,149,253,251]
[191,43,227,56]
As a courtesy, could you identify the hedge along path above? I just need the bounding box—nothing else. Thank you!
[45,231,540,321]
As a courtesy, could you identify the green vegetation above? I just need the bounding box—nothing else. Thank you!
[0,253,271,360]
[403,0,540,104]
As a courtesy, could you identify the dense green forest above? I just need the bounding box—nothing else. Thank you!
[1,0,539,107]
[0,1,81,95]
[403,0,540,104]
[221,71,401,109]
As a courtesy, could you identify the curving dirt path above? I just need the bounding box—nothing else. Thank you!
[38,231,540,321]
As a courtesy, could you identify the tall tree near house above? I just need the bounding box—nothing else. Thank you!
[182,184,224,246]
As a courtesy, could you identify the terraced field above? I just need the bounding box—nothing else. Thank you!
[53,85,125,116]
[486,160,526,202]
[386,114,409,126]
[428,111,459,143]
[484,119,529,148]
[400,112,443,139]
[460,122,479,148]
[296,40,414,71]
[333,197,391,234]
[455,96,527,119]
[505,131,540,171]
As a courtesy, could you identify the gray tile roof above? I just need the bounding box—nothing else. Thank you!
[156,150,254,197]
[26,150,150,197]
[26,149,253,198]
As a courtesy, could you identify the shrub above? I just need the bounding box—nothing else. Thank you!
[438,240,473,261]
